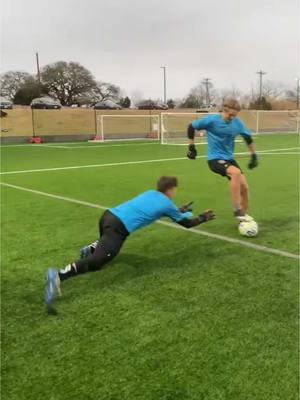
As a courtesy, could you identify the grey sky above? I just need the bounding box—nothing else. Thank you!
[1,0,299,100]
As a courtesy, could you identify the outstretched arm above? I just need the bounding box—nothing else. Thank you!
[165,203,215,229]
[177,209,215,229]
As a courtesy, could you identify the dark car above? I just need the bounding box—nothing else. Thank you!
[0,98,13,109]
[94,100,122,110]
[31,97,62,109]
[137,100,168,110]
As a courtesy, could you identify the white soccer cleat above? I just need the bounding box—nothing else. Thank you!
[234,210,254,222]
[236,214,254,222]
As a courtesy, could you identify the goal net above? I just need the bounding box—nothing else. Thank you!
[256,110,300,134]
[161,110,300,145]
[95,114,160,142]
[161,112,217,145]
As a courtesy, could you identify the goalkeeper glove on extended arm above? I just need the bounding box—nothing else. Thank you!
[187,144,197,160]
[248,154,258,169]
[198,209,216,223]
[179,201,194,213]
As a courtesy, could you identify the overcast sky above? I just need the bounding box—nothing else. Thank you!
[1,0,299,99]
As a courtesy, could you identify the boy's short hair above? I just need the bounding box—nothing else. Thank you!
[157,176,178,193]
[223,98,241,112]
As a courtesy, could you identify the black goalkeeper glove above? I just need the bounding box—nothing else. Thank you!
[248,154,258,169]
[179,201,194,213]
[187,144,197,160]
[199,209,216,223]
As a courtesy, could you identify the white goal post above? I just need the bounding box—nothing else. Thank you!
[161,110,300,145]
[160,112,217,145]
[255,110,300,134]
[93,114,160,142]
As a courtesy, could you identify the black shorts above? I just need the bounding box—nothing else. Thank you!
[99,210,129,254]
[208,159,243,179]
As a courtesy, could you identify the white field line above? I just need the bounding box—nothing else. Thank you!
[1,142,161,149]
[1,148,299,176]
[1,182,299,261]
[39,145,71,149]
[257,147,300,153]
[259,152,300,155]
[0,157,188,175]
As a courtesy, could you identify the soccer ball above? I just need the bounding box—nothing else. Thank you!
[238,220,258,237]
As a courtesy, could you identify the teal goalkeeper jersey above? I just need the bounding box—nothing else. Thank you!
[192,114,252,161]
[110,190,192,233]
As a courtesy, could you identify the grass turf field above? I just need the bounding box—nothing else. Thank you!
[1,134,299,400]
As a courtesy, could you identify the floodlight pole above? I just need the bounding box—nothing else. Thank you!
[296,78,300,109]
[160,66,167,104]
[36,52,41,94]
[256,70,267,109]
[202,78,212,106]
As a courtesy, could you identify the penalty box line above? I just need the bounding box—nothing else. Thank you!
[1,182,299,261]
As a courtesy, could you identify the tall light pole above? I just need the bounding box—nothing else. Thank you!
[296,78,300,109]
[36,52,41,94]
[160,66,167,104]
[256,70,267,109]
[202,78,212,106]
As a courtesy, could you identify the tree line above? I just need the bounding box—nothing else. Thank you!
[0,61,131,108]
[0,61,298,110]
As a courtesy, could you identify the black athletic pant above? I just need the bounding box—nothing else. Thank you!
[75,210,129,274]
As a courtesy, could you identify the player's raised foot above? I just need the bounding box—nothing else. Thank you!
[234,210,254,222]
[80,245,92,259]
[45,268,61,313]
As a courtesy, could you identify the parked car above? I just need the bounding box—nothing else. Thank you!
[31,97,62,109]
[94,100,122,110]
[196,103,217,113]
[0,98,13,109]
[137,100,168,110]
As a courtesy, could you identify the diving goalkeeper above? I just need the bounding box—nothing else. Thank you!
[45,176,215,311]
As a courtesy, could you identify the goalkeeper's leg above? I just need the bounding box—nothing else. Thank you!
[80,240,98,258]
[58,211,128,280]
[45,211,129,308]
[59,234,126,281]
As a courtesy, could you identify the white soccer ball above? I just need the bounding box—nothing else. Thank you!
[238,220,258,237]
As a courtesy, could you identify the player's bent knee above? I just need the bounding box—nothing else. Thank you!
[227,166,241,179]
[88,247,119,271]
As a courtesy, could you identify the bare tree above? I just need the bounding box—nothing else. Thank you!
[0,71,34,100]
[219,87,242,103]
[262,80,285,99]
[77,81,121,105]
[41,61,96,105]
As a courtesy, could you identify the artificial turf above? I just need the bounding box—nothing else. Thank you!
[1,134,299,400]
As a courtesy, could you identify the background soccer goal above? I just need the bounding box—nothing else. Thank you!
[160,112,217,145]
[255,110,300,134]
[95,114,160,142]
[160,110,300,145]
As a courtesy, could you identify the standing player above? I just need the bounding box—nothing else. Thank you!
[186,99,258,221]
[45,176,215,312]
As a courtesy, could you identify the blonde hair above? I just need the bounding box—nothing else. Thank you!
[223,99,241,112]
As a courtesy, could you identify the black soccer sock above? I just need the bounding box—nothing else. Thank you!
[89,240,99,254]
[58,263,78,281]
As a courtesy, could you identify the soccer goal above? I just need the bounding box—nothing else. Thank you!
[161,112,217,145]
[93,114,160,142]
[256,110,300,134]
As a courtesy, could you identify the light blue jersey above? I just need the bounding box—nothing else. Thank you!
[110,190,192,233]
[192,114,252,161]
